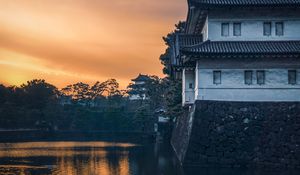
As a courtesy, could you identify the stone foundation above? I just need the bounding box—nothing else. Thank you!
[171,101,300,168]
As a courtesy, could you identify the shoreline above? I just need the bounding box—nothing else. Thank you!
[0,130,157,143]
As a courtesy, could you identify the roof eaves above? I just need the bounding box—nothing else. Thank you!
[189,0,300,8]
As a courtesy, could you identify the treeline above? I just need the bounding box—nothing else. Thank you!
[0,77,182,132]
[0,79,130,131]
[60,79,126,107]
[0,80,58,130]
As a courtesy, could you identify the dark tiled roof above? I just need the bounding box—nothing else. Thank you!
[132,74,151,82]
[190,0,300,7]
[182,40,300,55]
[178,34,203,48]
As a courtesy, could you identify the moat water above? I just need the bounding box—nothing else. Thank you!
[0,131,299,175]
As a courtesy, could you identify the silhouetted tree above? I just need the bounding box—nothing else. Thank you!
[0,84,8,106]
[158,22,186,124]
[71,82,90,101]
[102,79,120,97]
[21,79,58,109]
[62,79,125,101]
[133,104,152,132]
[61,82,92,106]
[143,76,165,108]
[90,81,106,100]
[61,85,73,96]
[7,86,25,107]
[162,78,183,120]
[160,21,186,76]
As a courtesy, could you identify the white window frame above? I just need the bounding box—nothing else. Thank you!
[221,23,229,37]
[263,22,272,36]
[275,22,284,36]
[213,71,222,85]
[257,70,266,85]
[288,70,297,85]
[244,70,253,85]
[233,22,241,36]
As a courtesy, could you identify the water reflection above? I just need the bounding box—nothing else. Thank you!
[0,142,136,175]
[0,142,136,157]
[0,141,299,175]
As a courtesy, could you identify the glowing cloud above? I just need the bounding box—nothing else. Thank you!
[0,0,186,88]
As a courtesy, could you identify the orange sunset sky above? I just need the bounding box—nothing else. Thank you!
[0,0,186,89]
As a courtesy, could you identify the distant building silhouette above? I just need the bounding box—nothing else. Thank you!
[128,74,150,101]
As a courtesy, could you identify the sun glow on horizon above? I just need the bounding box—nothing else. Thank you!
[0,49,123,88]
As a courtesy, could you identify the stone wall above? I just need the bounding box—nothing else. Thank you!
[171,107,194,163]
[171,101,300,168]
[207,8,300,41]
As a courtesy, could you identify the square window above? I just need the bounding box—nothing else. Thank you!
[221,23,229,37]
[233,23,241,36]
[213,71,222,85]
[257,70,265,85]
[189,83,193,89]
[245,70,253,85]
[263,22,272,36]
[276,22,284,36]
[288,70,297,85]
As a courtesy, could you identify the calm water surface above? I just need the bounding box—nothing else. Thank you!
[0,132,299,175]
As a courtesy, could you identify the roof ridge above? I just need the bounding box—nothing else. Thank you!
[190,0,300,8]
[204,40,300,43]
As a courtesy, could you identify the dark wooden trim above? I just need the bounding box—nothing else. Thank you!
[182,53,300,64]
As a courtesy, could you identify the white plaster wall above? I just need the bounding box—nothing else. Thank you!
[196,68,300,102]
[195,62,200,100]
[201,16,209,41]
[205,8,300,41]
[196,57,300,69]
[197,88,300,101]
[183,69,196,105]
[135,81,146,85]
